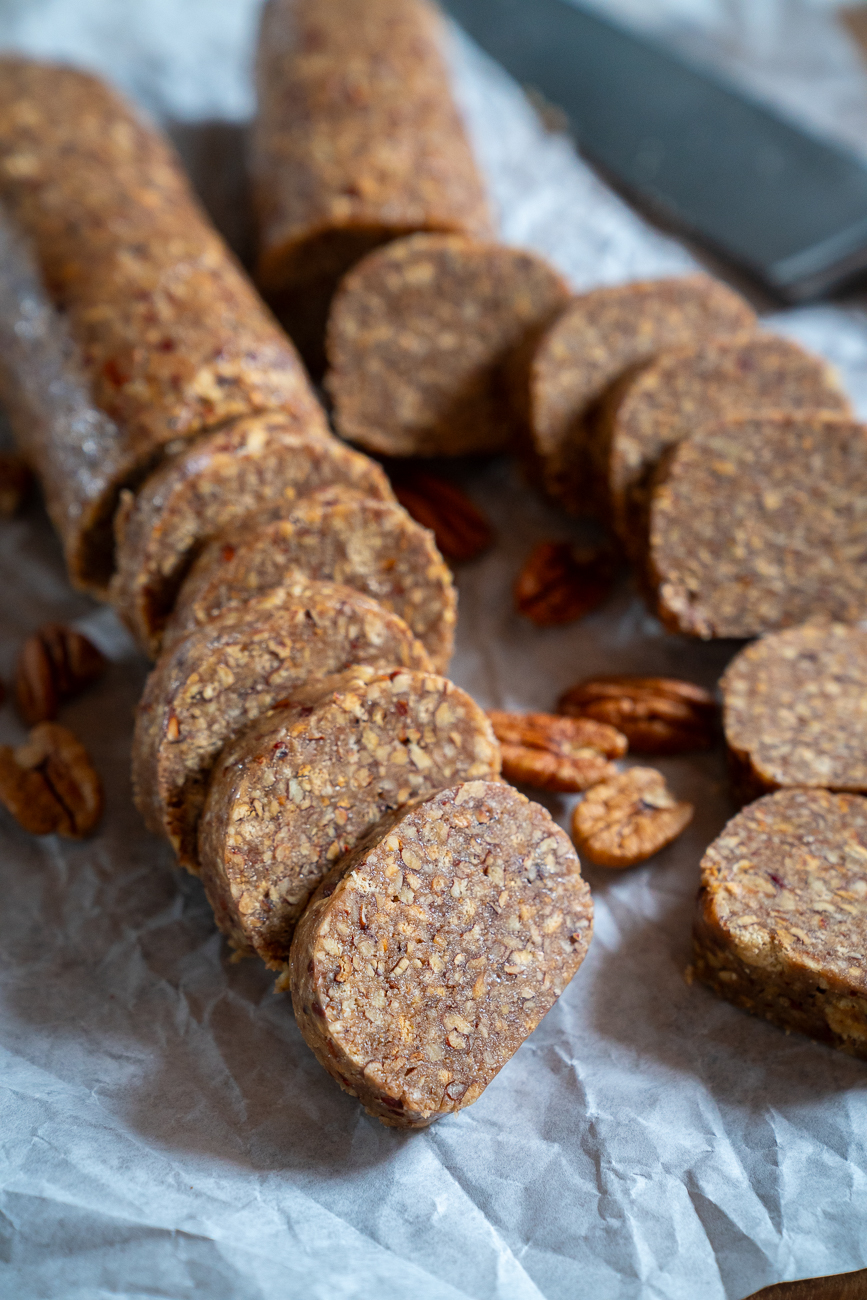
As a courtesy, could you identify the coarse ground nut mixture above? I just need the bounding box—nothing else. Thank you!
[691,787,867,1059]
[289,780,593,1127]
[252,0,492,368]
[132,580,432,872]
[600,333,850,552]
[647,414,867,639]
[722,622,867,803]
[165,487,457,671]
[198,666,501,965]
[326,233,570,457]
[111,415,391,657]
[512,274,756,513]
[0,59,321,592]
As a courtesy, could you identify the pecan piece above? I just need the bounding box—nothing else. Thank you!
[0,452,33,517]
[558,675,716,753]
[572,767,693,868]
[0,722,103,838]
[15,623,107,725]
[487,709,626,792]
[514,541,615,626]
[389,467,494,562]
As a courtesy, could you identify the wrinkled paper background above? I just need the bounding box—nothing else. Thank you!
[2,1,867,1296]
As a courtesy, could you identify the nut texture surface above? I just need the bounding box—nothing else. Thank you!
[648,414,867,639]
[326,233,570,457]
[15,624,107,725]
[571,766,693,868]
[514,541,616,626]
[559,675,716,754]
[132,579,431,872]
[389,468,494,563]
[487,709,626,792]
[199,666,500,964]
[691,788,867,1059]
[166,487,456,671]
[289,780,593,1127]
[0,722,102,838]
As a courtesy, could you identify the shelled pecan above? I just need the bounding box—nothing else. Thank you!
[15,623,107,725]
[389,467,494,562]
[571,766,693,868]
[558,675,716,753]
[514,541,615,626]
[0,722,103,838]
[0,452,33,517]
[487,708,626,793]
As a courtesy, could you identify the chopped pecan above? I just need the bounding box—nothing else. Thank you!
[487,708,626,792]
[15,623,108,725]
[514,541,615,626]
[558,675,716,753]
[389,467,494,562]
[0,452,33,517]
[0,722,103,838]
[571,766,693,868]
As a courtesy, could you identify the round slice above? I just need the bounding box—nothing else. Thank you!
[516,274,756,513]
[326,232,570,457]
[648,414,867,639]
[601,333,849,550]
[132,579,431,873]
[111,411,394,657]
[198,666,501,965]
[165,486,456,671]
[722,622,867,803]
[289,780,593,1127]
[691,787,867,1059]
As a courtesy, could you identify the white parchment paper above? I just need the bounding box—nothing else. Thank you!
[2,2,867,1297]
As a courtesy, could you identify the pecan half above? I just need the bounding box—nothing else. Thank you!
[514,541,615,626]
[0,722,103,838]
[15,623,107,725]
[558,675,716,753]
[487,708,626,792]
[0,452,33,517]
[571,766,693,868]
[389,467,494,562]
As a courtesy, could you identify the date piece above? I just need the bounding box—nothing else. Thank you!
[571,766,693,868]
[289,780,593,1127]
[487,708,626,793]
[515,541,616,626]
[0,722,102,838]
[389,468,494,563]
[558,675,716,754]
[0,452,32,517]
[15,623,107,725]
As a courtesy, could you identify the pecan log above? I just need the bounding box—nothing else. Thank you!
[571,766,693,868]
[0,452,33,517]
[389,468,494,562]
[515,541,615,626]
[15,623,107,725]
[558,675,716,753]
[0,722,103,838]
[487,708,626,792]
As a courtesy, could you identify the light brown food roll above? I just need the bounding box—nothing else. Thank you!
[326,233,571,457]
[289,780,593,1127]
[600,332,849,552]
[132,579,432,872]
[510,274,756,514]
[647,414,867,639]
[721,622,867,803]
[0,58,324,594]
[691,787,867,1059]
[198,665,501,965]
[111,414,394,657]
[165,486,457,671]
[252,0,493,369]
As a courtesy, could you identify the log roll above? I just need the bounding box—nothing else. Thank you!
[251,0,493,367]
[0,58,326,594]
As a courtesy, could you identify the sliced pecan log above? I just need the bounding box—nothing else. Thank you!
[558,675,716,753]
[0,452,33,517]
[389,467,494,562]
[514,541,615,626]
[487,708,626,793]
[571,766,693,868]
[15,623,107,725]
[0,722,103,838]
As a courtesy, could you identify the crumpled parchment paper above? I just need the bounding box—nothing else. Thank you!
[2,3,867,1298]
